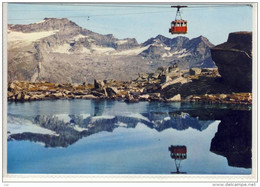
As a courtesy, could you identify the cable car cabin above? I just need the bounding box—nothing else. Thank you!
[169,20,188,34]
[169,145,187,159]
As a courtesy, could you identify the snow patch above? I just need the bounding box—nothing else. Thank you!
[112,45,150,56]
[165,49,191,58]
[172,49,187,54]
[179,112,190,119]
[72,34,89,41]
[92,115,115,120]
[35,19,46,24]
[116,40,128,45]
[54,114,71,123]
[126,113,150,122]
[8,30,58,43]
[164,117,171,121]
[162,53,173,58]
[80,47,92,54]
[52,43,71,54]
[7,116,58,136]
[152,43,164,47]
[115,122,128,127]
[73,125,88,132]
[177,53,190,58]
[79,114,91,119]
[87,38,95,43]
[164,46,171,50]
[91,45,115,54]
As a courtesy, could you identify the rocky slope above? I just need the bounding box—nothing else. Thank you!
[8,63,252,105]
[211,32,252,92]
[8,18,215,83]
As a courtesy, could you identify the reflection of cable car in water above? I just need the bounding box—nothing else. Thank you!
[169,145,187,174]
[169,5,188,34]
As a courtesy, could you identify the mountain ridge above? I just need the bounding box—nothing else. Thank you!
[8,17,216,83]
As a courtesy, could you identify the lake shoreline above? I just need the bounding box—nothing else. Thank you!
[7,80,252,105]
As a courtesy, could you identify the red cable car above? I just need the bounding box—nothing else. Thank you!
[169,145,187,174]
[169,5,188,34]
[169,145,187,159]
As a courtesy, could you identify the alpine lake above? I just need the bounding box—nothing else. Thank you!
[7,99,252,174]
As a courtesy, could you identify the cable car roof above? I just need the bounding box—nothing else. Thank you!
[171,20,187,23]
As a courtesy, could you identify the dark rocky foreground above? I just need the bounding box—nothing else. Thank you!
[7,63,252,105]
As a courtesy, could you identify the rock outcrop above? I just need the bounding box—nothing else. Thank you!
[211,32,252,92]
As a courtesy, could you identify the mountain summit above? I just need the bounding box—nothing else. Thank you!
[8,18,215,83]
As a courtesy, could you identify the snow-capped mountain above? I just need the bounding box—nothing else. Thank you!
[8,18,215,83]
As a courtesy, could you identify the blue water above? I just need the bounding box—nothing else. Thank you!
[7,99,252,174]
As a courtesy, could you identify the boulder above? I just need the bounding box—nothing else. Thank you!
[168,63,178,72]
[81,94,98,99]
[9,82,16,90]
[167,65,180,77]
[38,86,49,91]
[94,79,105,89]
[144,83,161,93]
[8,91,14,98]
[139,94,150,100]
[155,66,165,74]
[160,75,171,84]
[138,73,149,79]
[149,93,161,101]
[28,84,35,90]
[91,90,105,97]
[166,94,181,102]
[105,87,119,97]
[73,91,86,96]
[23,94,30,101]
[72,83,79,89]
[30,94,46,100]
[125,93,139,103]
[219,94,227,99]
[15,92,22,101]
[190,68,202,75]
[161,77,189,90]
[52,92,63,98]
[151,72,160,80]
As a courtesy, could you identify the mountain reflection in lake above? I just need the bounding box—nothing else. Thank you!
[7,100,252,174]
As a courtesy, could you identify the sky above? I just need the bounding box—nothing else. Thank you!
[7,3,253,45]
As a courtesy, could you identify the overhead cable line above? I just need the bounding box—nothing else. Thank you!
[9,3,251,9]
[8,10,174,21]
[45,3,252,8]
[8,4,252,21]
